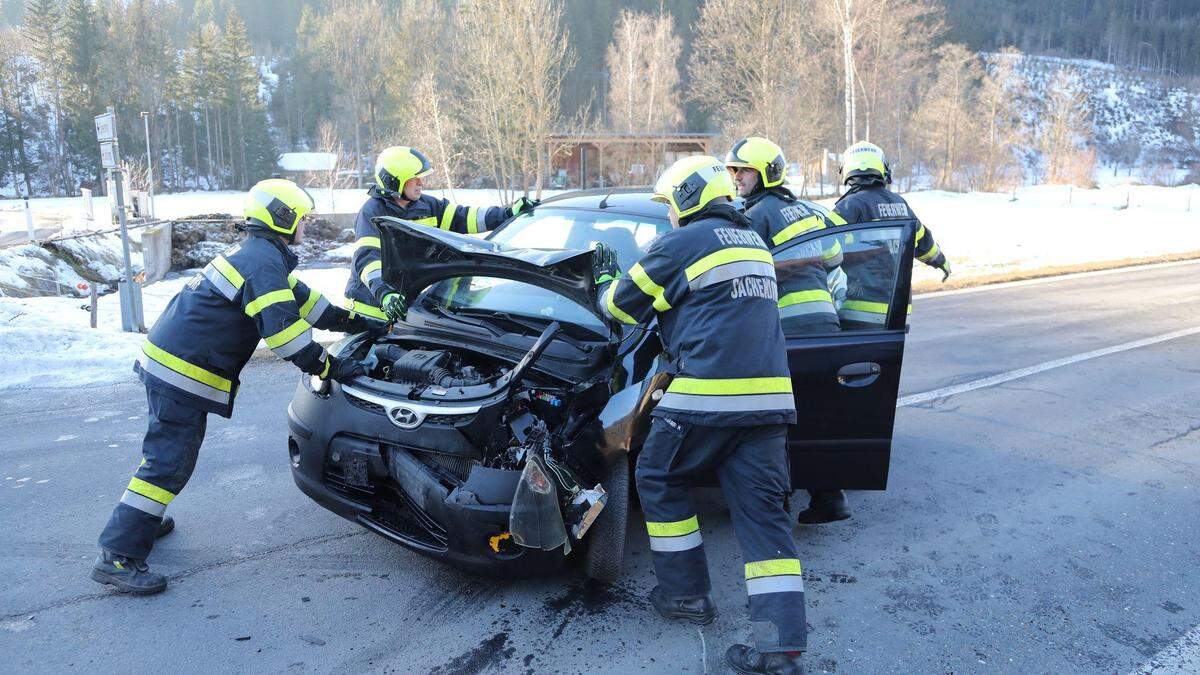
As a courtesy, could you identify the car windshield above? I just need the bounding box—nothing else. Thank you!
[416,207,671,334]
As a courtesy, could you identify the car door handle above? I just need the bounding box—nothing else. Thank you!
[837,362,881,387]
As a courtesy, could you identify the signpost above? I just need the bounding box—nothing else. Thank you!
[94,107,145,333]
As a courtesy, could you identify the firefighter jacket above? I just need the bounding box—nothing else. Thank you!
[134,230,347,417]
[743,187,844,322]
[599,202,797,427]
[832,180,945,325]
[343,186,510,320]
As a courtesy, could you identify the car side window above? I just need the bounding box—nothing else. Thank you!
[773,226,906,334]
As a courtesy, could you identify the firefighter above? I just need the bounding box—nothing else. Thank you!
[795,141,953,526]
[596,155,807,674]
[726,137,851,530]
[726,136,842,334]
[343,146,538,322]
[91,179,379,595]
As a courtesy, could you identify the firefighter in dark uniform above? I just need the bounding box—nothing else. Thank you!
[596,155,807,674]
[796,141,953,526]
[832,140,951,319]
[343,146,537,322]
[91,179,378,594]
[726,136,843,334]
[726,137,852,529]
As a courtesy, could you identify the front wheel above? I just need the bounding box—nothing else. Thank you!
[584,454,629,583]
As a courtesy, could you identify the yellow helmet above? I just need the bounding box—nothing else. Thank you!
[375,146,433,194]
[724,136,787,188]
[841,141,888,184]
[243,178,315,236]
[652,155,737,219]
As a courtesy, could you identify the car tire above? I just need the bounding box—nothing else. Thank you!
[585,453,629,584]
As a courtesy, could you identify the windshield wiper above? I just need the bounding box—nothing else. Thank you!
[419,302,504,336]
[452,308,596,349]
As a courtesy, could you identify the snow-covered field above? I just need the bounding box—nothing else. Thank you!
[0,181,1196,390]
[0,187,556,238]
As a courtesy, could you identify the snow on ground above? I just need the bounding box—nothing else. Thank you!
[887,183,1200,285]
[0,266,351,390]
[1,182,1197,390]
[0,188,562,238]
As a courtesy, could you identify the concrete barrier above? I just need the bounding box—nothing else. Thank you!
[141,221,173,284]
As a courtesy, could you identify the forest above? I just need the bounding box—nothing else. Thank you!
[0,0,1195,197]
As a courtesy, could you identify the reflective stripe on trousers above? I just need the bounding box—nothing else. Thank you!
[99,388,208,560]
[635,419,807,652]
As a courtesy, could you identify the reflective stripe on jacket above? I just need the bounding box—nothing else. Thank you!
[599,202,797,427]
[343,186,509,312]
[743,187,842,320]
[831,182,943,324]
[135,231,348,417]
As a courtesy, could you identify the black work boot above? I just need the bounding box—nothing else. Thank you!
[725,644,805,674]
[90,551,167,595]
[156,515,175,538]
[796,490,851,525]
[648,585,717,625]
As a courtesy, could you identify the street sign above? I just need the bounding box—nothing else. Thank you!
[100,141,119,169]
[94,112,116,143]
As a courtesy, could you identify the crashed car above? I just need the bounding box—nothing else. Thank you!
[287,188,919,581]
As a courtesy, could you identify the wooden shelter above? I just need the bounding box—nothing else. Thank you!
[544,132,717,190]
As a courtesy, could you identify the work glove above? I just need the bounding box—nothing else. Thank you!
[591,243,621,285]
[939,259,952,282]
[323,356,369,383]
[509,196,540,217]
[381,292,408,323]
[340,314,389,337]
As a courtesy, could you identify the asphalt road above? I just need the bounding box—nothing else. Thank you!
[3,262,1199,674]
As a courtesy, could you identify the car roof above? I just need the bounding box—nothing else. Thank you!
[539,187,668,219]
[539,186,829,220]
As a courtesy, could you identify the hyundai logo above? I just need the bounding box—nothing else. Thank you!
[388,406,424,429]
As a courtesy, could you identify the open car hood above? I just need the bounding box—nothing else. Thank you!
[376,217,601,320]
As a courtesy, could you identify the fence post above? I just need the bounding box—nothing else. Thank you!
[1067,186,1073,205]
[90,283,98,328]
[23,198,35,242]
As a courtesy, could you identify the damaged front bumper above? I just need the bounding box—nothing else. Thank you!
[288,377,576,579]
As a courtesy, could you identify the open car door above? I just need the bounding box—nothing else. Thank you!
[773,220,917,490]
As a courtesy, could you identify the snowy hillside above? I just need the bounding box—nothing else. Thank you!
[995,53,1200,172]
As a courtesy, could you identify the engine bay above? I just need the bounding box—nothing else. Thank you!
[354,329,612,553]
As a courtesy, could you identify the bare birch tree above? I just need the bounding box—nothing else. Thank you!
[689,0,835,184]
[605,9,683,134]
[976,47,1029,190]
[392,71,465,195]
[914,43,982,191]
[455,0,573,200]
[1039,68,1096,185]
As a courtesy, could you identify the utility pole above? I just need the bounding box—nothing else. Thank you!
[141,111,155,219]
[96,107,145,333]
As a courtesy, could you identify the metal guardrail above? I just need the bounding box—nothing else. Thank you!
[0,218,177,250]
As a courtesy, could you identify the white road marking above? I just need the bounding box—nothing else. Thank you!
[898,326,1200,408]
[914,258,1200,300]
[1130,623,1200,674]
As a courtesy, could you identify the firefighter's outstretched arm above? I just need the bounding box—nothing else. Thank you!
[242,262,361,380]
[425,194,538,236]
[596,239,688,327]
[914,220,951,281]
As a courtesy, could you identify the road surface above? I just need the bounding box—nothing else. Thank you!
[2,262,1199,673]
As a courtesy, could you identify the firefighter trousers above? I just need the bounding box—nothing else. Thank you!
[635,417,807,653]
[99,387,208,559]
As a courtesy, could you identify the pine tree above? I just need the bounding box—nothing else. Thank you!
[24,0,71,192]
[62,0,103,186]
